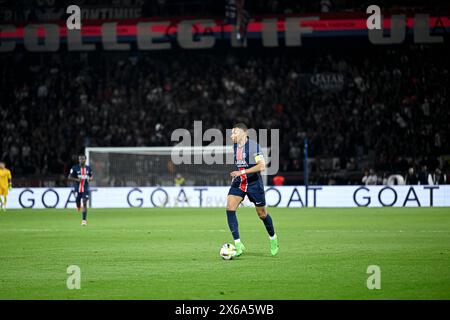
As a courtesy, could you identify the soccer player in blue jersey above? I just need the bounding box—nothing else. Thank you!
[68,155,93,226]
[227,123,279,256]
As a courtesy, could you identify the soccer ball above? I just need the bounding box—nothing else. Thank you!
[220,243,237,260]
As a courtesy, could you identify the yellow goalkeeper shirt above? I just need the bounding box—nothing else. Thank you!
[0,168,12,190]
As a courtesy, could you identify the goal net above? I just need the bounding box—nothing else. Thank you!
[85,146,268,187]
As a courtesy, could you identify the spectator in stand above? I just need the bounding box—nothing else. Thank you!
[175,173,185,186]
[405,167,419,185]
[362,169,378,185]
[418,165,430,185]
[273,175,285,186]
[429,168,447,185]
[320,0,332,12]
[362,170,369,185]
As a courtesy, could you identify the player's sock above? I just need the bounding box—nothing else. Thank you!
[226,210,240,240]
[82,208,87,221]
[260,214,275,237]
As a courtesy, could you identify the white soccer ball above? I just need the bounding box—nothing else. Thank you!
[220,243,237,260]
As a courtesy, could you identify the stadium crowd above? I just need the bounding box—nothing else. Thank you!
[0,43,449,186]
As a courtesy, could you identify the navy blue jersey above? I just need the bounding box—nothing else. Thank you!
[232,138,264,191]
[69,164,93,193]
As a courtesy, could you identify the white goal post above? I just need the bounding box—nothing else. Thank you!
[85,146,268,187]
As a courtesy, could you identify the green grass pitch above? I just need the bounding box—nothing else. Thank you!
[0,207,449,300]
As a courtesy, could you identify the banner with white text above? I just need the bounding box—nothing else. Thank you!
[0,14,449,52]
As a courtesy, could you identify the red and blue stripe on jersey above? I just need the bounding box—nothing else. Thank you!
[236,146,248,192]
[79,166,86,192]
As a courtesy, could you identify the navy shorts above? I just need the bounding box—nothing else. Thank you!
[75,190,89,201]
[228,182,266,207]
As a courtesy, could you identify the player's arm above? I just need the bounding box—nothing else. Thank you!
[88,168,93,182]
[230,153,266,177]
[68,168,80,182]
[7,170,12,190]
[67,175,80,182]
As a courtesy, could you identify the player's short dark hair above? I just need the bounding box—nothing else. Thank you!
[233,122,248,132]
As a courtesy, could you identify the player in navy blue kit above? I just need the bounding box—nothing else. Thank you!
[68,155,93,226]
[227,123,279,256]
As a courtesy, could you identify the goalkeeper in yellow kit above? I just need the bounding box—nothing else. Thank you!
[0,162,12,211]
